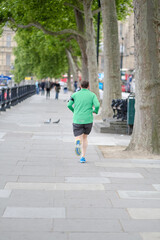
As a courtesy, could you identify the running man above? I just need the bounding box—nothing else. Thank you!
[67,80,100,163]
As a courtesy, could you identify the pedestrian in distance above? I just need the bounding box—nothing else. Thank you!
[74,80,78,92]
[35,80,39,94]
[55,80,61,100]
[63,82,68,94]
[45,79,51,99]
[67,80,100,163]
[41,80,45,95]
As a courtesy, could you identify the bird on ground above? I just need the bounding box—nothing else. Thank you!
[53,119,60,124]
[44,118,51,124]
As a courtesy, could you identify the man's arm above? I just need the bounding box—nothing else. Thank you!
[67,96,74,112]
[93,95,100,114]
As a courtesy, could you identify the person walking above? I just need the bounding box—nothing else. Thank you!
[35,81,39,94]
[45,79,51,99]
[74,80,78,92]
[41,80,45,95]
[67,80,100,163]
[55,81,61,100]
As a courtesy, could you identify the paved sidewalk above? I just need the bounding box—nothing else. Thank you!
[0,89,160,240]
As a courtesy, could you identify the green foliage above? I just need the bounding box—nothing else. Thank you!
[0,0,82,82]
[0,0,77,31]
[92,0,133,20]
[13,29,69,82]
[115,0,133,20]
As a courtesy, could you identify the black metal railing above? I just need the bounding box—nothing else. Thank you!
[111,99,127,121]
[0,85,36,111]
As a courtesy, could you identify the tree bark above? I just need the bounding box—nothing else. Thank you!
[127,0,160,154]
[100,0,122,118]
[67,65,72,91]
[74,9,89,82]
[66,49,79,86]
[83,0,99,97]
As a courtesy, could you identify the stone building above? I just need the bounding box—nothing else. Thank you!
[119,13,135,72]
[0,25,16,76]
[98,12,135,81]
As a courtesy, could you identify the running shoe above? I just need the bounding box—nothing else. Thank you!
[75,139,81,156]
[80,157,86,163]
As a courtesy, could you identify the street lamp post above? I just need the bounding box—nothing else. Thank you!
[120,37,124,70]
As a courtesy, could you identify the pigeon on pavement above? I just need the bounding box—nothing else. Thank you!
[44,118,51,124]
[53,119,60,124]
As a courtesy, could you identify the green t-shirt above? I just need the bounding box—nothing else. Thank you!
[67,88,100,124]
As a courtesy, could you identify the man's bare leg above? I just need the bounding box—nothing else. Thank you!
[82,134,88,158]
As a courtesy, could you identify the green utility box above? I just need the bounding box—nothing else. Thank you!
[127,95,135,134]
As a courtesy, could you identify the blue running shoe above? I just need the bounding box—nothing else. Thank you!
[75,140,81,156]
[80,157,86,163]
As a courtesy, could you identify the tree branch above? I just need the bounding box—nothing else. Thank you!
[68,48,81,72]
[66,35,78,41]
[61,34,78,42]
[92,7,101,16]
[88,0,93,5]
[9,18,86,40]
[64,2,84,14]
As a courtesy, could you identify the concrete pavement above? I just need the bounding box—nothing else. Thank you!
[0,89,160,240]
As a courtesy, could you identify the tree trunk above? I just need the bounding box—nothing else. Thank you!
[67,65,72,91]
[66,49,79,85]
[100,0,122,118]
[83,0,99,97]
[127,0,160,154]
[74,9,89,82]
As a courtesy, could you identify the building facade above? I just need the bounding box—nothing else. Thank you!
[98,12,135,81]
[119,13,135,72]
[0,26,16,76]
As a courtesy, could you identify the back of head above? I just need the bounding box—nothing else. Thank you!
[81,81,89,89]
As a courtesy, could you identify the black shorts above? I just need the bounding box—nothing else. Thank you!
[73,123,93,137]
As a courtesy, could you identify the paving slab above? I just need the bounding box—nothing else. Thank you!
[100,172,143,178]
[5,182,105,191]
[118,190,160,199]
[0,232,68,240]
[103,183,155,191]
[140,232,160,240]
[53,198,112,208]
[6,189,54,207]
[64,190,108,199]
[110,199,160,208]
[0,190,11,198]
[19,166,55,176]
[120,219,160,232]
[54,219,122,232]
[153,184,160,191]
[0,218,53,231]
[131,159,160,164]
[127,208,160,219]
[0,132,6,138]
[69,233,142,240]
[67,207,129,219]
[3,207,65,219]
[65,177,111,183]
[95,162,160,168]
[110,177,156,184]
[17,176,64,183]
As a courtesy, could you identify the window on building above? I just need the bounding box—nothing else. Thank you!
[120,23,123,38]
[6,53,11,66]
[6,35,11,47]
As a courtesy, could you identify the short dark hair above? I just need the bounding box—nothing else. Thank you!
[81,81,89,89]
